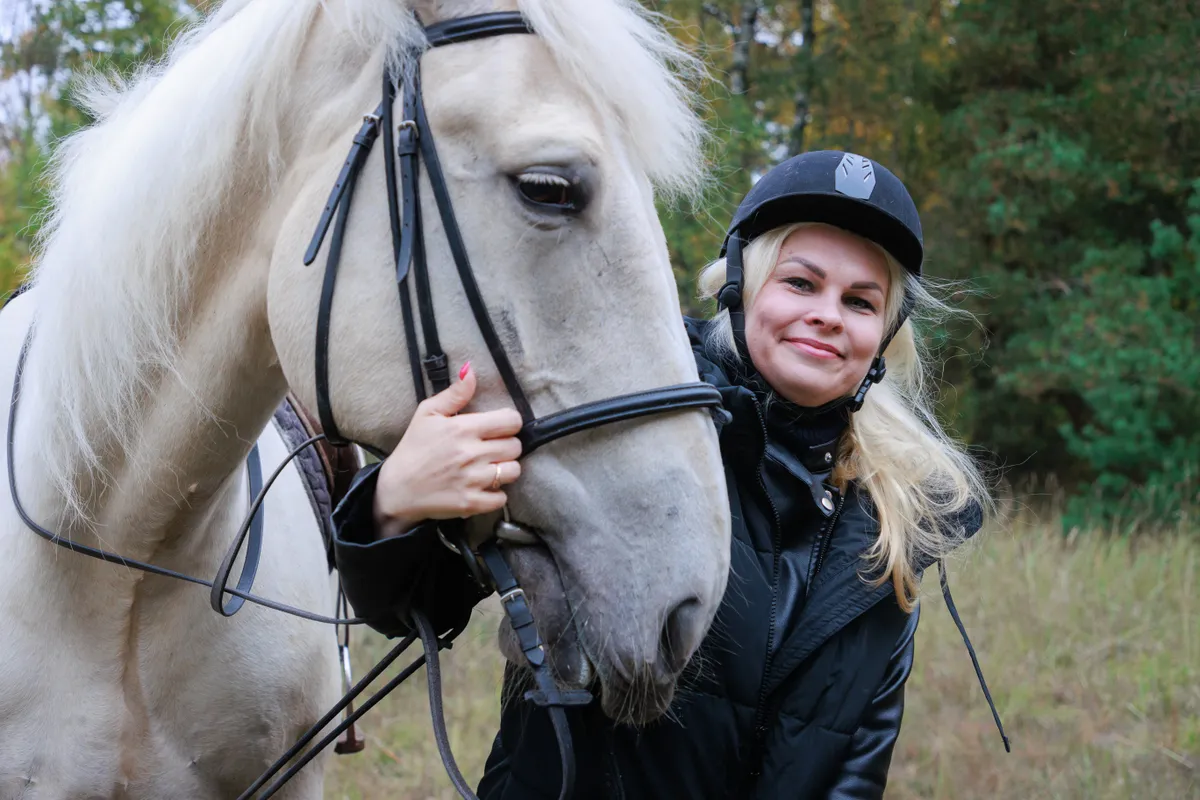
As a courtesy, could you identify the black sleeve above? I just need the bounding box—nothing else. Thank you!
[332,463,489,638]
[826,604,920,800]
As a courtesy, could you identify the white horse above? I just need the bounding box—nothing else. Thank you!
[0,0,730,796]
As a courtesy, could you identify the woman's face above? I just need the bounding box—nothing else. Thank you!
[745,225,891,407]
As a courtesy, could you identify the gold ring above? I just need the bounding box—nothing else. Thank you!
[491,463,503,491]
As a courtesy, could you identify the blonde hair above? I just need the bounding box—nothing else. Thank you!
[698,223,990,610]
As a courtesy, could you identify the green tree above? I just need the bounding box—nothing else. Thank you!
[652,1,953,311]
[924,0,1200,526]
[1,0,203,294]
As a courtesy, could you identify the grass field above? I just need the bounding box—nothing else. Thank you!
[326,505,1200,799]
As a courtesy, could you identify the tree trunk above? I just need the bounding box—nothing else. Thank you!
[730,1,759,95]
[789,0,816,155]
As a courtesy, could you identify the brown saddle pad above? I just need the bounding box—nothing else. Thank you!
[271,394,362,570]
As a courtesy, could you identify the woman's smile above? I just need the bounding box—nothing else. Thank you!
[786,336,843,360]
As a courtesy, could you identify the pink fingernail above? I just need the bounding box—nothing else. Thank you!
[459,361,471,380]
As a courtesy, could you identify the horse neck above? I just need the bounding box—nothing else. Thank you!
[13,251,286,571]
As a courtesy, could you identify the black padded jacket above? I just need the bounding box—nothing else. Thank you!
[332,317,984,799]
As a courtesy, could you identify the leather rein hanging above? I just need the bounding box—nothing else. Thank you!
[4,12,725,800]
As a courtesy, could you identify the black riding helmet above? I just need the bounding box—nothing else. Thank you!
[716,150,924,412]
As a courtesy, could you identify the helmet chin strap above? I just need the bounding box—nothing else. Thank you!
[847,355,888,413]
[717,233,750,364]
[716,233,912,415]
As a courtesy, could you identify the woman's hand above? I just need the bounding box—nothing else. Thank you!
[372,362,524,540]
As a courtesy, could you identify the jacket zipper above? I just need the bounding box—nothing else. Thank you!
[806,492,847,599]
[745,404,849,785]
[746,403,783,782]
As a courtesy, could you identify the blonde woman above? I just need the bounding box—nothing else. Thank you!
[333,151,1006,798]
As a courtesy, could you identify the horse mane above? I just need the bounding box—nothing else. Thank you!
[24,0,705,515]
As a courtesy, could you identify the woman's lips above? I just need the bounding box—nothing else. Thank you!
[787,337,842,359]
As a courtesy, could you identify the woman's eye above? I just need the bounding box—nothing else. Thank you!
[512,170,589,215]
[846,296,877,313]
[785,277,813,291]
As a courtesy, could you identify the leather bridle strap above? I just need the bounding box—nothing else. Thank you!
[309,106,384,444]
[381,70,429,400]
[4,331,362,626]
[423,12,537,45]
[238,629,426,798]
[408,56,532,415]
[519,383,724,455]
[479,541,591,796]
[402,64,452,396]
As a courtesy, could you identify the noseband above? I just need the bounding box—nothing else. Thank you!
[4,12,724,800]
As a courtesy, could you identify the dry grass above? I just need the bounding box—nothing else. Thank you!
[326,508,1200,799]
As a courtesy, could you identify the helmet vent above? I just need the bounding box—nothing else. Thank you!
[835,153,876,200]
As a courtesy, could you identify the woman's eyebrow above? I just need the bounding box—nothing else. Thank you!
[779,255,826,278]
[780,255,883,293]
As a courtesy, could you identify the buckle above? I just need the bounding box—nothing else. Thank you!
[396,119,420,156]
[869,356,887,383]
[500,586,526,609]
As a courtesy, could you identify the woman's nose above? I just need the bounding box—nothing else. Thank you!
[804,297,843,331]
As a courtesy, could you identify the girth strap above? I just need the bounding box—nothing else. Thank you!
[209,442,266,616]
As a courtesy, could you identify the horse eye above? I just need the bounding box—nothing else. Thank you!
[512,170,589,215]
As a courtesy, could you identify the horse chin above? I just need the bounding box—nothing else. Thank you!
[495,542,678,725]
[597,668,678,727]
[495,543,595,690]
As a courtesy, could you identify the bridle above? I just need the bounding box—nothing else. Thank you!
[4,11,724,800]
[293,11,723,798]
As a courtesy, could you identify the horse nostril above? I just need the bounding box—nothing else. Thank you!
[659,596,705,675]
